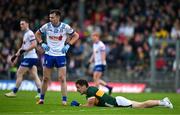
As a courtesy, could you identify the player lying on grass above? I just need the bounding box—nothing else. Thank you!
[71,79,173,109]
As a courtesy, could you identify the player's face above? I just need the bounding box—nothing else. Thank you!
[76,84,87,95]
[20,21,28,31]
[91,33,99,43]
[49,13,60,26]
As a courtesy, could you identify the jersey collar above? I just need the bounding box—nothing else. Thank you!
[51,22,61,28]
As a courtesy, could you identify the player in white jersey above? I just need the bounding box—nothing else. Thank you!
[35,9,79,105]
[5,18,41,98]
[89,32,113,95]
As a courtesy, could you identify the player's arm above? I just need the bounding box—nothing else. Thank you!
[11,44,24,64]
[89,53,94,64]
[35,30,43,44]
[81,97,96,107]
[27,39,37,51]
[35,30,49,52]
[68,32,79,45]
[101,50,106,64]
[61,31,79,53]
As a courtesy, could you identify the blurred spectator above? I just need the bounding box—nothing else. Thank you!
[0,0,180,80]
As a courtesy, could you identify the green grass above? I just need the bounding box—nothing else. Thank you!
[0,90,180,115]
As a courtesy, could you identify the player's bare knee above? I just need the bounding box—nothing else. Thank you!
[43,76,50,82]
[58,76,66,83]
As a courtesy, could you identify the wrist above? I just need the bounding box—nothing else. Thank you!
[66,43,71,47]
[38,40,43,45]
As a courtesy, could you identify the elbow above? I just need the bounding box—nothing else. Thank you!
[35,30,41,38]
[76,32,79,39]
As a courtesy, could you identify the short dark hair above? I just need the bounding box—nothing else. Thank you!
[76,79,89,87]
[50,9,61,16]
[20,17,29,23]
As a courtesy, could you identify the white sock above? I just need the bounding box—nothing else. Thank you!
[159,100,165,106]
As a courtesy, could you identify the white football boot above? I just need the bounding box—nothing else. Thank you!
[5,91,16,97]
[162,97,173,109]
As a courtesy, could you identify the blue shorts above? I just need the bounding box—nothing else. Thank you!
[44,54,66,68]
[20,58,38,68]
[93,65,106,72]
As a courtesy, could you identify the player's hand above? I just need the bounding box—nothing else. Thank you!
[41,43,50,51]
[61,44,70,54]
[19,49,26,55]
[11,55,17,63]
[71,100,80,106]
[85,62,90,69]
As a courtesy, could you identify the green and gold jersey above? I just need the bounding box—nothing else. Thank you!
[86,86,117,107]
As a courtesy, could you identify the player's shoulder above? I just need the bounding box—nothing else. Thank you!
[26,30,35,35]
[88,86,98,92]
[87,86,98,96]
[41,22,51,28]
[99,41,105,45]
[60,22,70,29]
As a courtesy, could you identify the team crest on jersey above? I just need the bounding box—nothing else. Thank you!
[54,29,59,33]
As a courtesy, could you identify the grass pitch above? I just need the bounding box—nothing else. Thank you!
[0,90,179,115]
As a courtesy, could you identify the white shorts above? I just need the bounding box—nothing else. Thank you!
[115,96,132,107]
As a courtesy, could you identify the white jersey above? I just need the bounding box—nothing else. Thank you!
[39,22,74,56]
[93,41,106,66]
[22,30,38,58]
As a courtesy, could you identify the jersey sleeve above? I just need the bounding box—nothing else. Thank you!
[65,24,74,35]
[28,31,36,42]
[100,43,106,52]
[39,23,48,34]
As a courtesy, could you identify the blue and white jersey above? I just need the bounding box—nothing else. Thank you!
[39,22,74,56]
[93,41,106,66]
[22,30,38,59]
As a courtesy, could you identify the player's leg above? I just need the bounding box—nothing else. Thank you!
[131,97,173,109]
[93,65,113,95]
[131,100,159,108]
[56,56,67,105]
[37,54,53,104]
[58,67,67,105]
[93,71,101,87]
[5,66,28,97]
[115,96,133,107]
[29,65,41,98]
[37,66,52,104]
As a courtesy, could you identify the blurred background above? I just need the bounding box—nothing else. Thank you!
[0,0,180,92]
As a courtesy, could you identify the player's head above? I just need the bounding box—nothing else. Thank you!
[20,17,29,31]
[49,9,61,26]
[75,79,89,95]
[91,31,100,43]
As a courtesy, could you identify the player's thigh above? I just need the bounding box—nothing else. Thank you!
[93,71,102,79]
[93,65,105,78]
[43,66,52,79]
[29,66,38,77]
[58,67,66,78]
[17,66,29,76]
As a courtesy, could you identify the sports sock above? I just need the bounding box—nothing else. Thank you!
[62,96,67,102]
[40,94,45,100]
[105,85,112,89]
[37,88,41,94]
[13,87,18,93]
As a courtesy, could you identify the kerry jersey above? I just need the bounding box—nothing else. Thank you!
[86,86,117,107]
